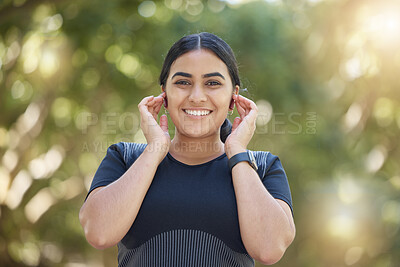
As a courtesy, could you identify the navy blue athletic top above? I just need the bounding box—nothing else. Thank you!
[85,142,293,267]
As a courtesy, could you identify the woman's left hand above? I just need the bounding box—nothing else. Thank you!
[224,94,258,158]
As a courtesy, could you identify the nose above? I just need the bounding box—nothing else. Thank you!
[188,84,207,103]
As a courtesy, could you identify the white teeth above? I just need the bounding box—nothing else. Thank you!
[184,110,211,116]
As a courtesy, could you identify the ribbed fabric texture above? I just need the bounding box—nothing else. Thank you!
[117,229,254,267]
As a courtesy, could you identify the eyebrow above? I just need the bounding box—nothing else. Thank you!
[172,72,192,79]
[171,72,225,80]
[203,72,225,80]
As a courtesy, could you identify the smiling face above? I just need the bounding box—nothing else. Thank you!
[163,49,238,139]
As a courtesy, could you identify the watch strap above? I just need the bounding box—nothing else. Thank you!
[228,151,252,171]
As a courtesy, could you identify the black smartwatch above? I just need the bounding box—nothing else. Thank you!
[228,150,258,172]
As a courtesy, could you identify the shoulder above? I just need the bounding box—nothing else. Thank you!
[108,142,147,165]
[250,150,284,179]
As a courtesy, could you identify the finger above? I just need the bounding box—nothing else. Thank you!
[233,96,246,119]
[237,94,252,106]
[159,114,168,133]
[246,109,258,121]
[242,109,257,130]
[154,94,165,103]
[235,98,247,118]
[238,95,257,112]
[151,100,163,121]
[138,96,157,122]
[138,102,152,117]
[147,96,163,115]
[238,97,250,116]
[237,95,255,116]
[153,100,163,118]
[236,104,246,120]
[146,97,158,109]
[138,95,154,107]
[231,117,241,132]
[245,99,258,123]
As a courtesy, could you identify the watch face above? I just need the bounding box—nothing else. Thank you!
[247,150,258,171]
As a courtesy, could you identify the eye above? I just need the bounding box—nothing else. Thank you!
[174,80,191,86]
[206,81,221,86]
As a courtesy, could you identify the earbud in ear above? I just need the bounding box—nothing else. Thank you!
[229,98,235,110]
[163,96,168,108]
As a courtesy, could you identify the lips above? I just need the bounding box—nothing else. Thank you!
[183,109,212,116]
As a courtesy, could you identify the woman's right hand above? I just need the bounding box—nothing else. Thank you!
[138,92,170,159]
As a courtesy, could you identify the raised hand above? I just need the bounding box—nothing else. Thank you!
[224,94,258,158]
[138,92,170,158]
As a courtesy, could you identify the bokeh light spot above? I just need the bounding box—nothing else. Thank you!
[2,149,18,172]
[338,178,363,204]
[256,99,273,127]
[0,127,9,148]
[10,80,33,101]
[117,53,140,78]
[373,97,394,127]
[74,110,97,133]
[20,242,40,266]
[343,102,362,132]
[328,213,357,239]
[138,1,157,18]
[24,188,56,223]
[0,166,11,204]
[28,158,47,179]
[21,34,42,74]
[17,102,41,135]
[11,80,25,99]
[207,0,226,13]
[5,170,32,210]
[41,242,63,263]
[164,0,182,10]
[40,49,59,78]
[365,145,387,173]
[32,4,52,23]
[361,9,400,48]
[50,176,83,200]
[51,97,73,127]
[105,45,123,63]
[4,41,21,65]
[41,14,63,33]
[389,176,400,190]
[186,0,204,16]
[81,68,100,89]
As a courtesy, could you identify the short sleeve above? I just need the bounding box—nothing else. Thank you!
[84,142,127,201]
[254,151,293,216]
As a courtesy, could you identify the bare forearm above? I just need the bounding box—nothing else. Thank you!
[79,145,164,249]
[231,162,295,264]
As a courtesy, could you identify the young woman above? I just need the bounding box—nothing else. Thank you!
[79,32,295,266]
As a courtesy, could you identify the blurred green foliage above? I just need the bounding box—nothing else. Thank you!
[1,0,400,266]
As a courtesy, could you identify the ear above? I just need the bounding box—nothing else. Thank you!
[161,85,165,93]
[229,85,239,110]
[229,98,235,110]
[234,85,239,96]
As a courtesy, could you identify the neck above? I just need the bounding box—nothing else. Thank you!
[169,128,225,165]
